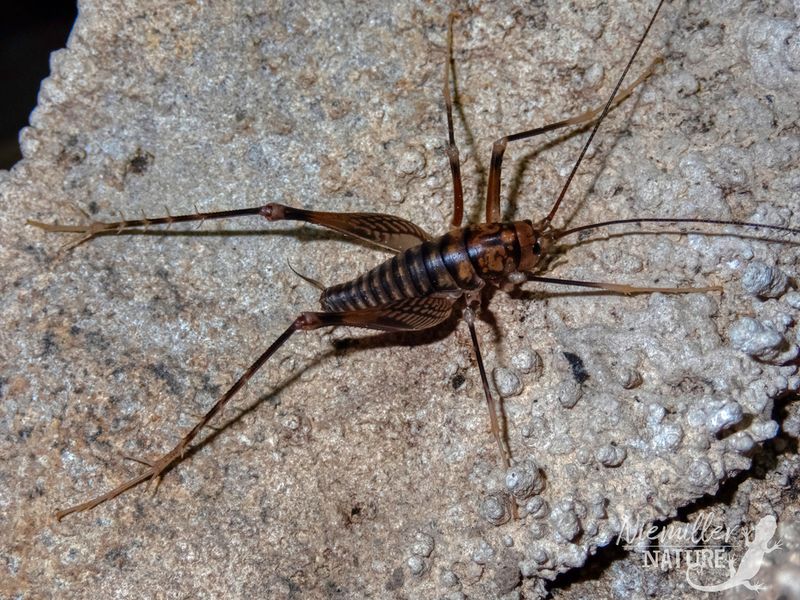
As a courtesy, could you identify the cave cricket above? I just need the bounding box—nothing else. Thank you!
[28,0,800,520]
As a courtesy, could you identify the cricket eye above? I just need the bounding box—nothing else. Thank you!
[532,241,542,255]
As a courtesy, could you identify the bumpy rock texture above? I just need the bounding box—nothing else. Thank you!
[2,1,799,598]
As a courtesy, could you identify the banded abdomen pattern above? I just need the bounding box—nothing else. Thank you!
[320,223,530,312]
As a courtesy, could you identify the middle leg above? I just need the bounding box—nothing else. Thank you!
[463,297,520,520]
[463,300,512,470]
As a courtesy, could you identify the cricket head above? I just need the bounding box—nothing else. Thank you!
[514,219,555,272]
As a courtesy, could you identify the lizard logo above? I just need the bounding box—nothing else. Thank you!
[686,515,782,594]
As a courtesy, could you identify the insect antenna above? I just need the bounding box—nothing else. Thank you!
[554,218,800,241]
[543,0,666,228]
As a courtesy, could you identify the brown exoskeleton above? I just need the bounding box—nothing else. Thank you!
[29,0,800,521]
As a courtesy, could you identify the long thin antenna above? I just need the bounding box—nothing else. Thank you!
[544,0,666,226]
[555,217,800,240]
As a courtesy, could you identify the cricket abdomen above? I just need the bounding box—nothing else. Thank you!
[320,222,537,311]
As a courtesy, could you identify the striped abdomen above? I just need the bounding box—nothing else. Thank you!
[320,221,540,311]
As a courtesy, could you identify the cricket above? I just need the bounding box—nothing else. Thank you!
[28,0,799,533]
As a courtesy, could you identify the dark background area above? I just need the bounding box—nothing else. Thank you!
[0,4,78,170]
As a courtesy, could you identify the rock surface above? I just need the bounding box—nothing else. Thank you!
[2,1,799,598]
